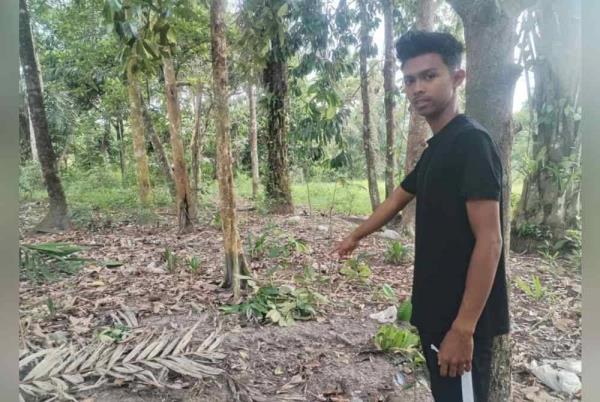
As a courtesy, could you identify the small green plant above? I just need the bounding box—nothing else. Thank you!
[396,300,413,322]
[374,324,420,353]
[385,241,408,265]
[515,275,546,300]
[162,248,178,273]
[340,258,372,282]
[19,242,87,283]
[287,237,310,254]
[97,324,131,343]
[211,212,223,229]
[46,297,57,318]
[375,283,398,302]
[220,284,327,326]
[247,232,268,259]
[187,256,201,274]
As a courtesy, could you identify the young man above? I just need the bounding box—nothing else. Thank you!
[334,31,509,402]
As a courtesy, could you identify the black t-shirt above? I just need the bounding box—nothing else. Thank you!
[400,114,510,338]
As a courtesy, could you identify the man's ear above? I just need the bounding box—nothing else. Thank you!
[453,69,466,88]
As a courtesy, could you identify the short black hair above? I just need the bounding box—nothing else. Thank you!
[395,31,464,70]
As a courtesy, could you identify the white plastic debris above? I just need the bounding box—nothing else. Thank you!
[543,359,582,376]
[530,361,581,395]
[379,229,401,240]
[317,225,329,232]
[369,305,397,323]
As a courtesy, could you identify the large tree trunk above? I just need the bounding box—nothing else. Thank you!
[163,55,195,232]
[19,0,69,232]
[400,0,435,236]
[263,37,294,214]
[126,58,152,206]
[19,100,32,162]
[448,0,530,399]
[211,0,250,301]
[247,84,260,200]
[190,82,205,208]
[513,1,581,241]
[358,0,381,212]
[382,0,396,199]
[140,98,175,196]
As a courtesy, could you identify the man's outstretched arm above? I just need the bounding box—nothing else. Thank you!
[333,186,415,257]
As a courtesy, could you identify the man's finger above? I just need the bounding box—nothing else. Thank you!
[439,361,449,377]
[448,362,458,378]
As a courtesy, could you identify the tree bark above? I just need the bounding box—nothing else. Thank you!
[211,0,250,302]
[382,0,396,199]
[400,0,435,236]
[358,0,381,212]
[247,84,260,200]
[163,55,195,232]
[448,0,531,399]
[263,36,294,214]
[140,98,175,196]
[114,117,126,186]
[190,82,204,208]
[19,100,32,162]
[126,58,152,206]
[513,1,581,240]
[19,0,69,232]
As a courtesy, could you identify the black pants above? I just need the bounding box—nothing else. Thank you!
[419,332,494,402]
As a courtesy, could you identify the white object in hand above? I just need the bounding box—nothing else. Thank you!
[430,344,474,402]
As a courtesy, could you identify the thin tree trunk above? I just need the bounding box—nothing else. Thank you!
[211,0,250,302]
[163,55,195,232]
[383,0,396,199]
[190,82,204,208]
[448,0,531,399]
[264,36,294,214]
[27,100,38,163]
[140,98,175,196]
[19,100,32,162]
[358,0,381,212]
[513,1,581,240]
[126,58,152,206]
[400,0,435,236]
[114,117,126,186]
[19,0,69,232]
[247,84,260,200]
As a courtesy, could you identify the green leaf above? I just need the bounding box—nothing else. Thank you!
[276,3,289,18]
[396,300,412,322]
[166,29,177,45]
[325,105,336,120]
[103,260,123,268]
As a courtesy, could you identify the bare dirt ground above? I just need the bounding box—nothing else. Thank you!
[18,202,581,401]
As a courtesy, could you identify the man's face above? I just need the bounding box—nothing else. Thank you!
[401,53,464,118]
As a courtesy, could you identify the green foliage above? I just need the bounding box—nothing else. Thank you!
[515,275,546,300]
[396,300,412,323]
[220,284,327,326]
[385,241,408,265]
[187,256,201,274]
[373,324,420,353]
[514,223,552,241]
[339,257,372,282]
[162,247,178,273]
[97,324,131,343]
[20,243,87,283]
[246,226,310,260]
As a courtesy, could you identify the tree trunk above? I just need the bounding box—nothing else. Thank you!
[100,117,111,160]
[126,58,152,206]
[19,0,69,232]
[140,98,175,196]
[247,84,260,200]
[163,55,195,232]
[114,117,126,186]
[513,1,581,240]
[19,100,32,162]
[263,37,294,214]
[211,0,250,302]
[400,0,435,236]
[190,82,204,208]
[382,0,396,199]
[358,0,381,212]
[448,0,530,399]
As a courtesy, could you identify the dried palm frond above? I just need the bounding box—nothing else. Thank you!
[19,322,225,401]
